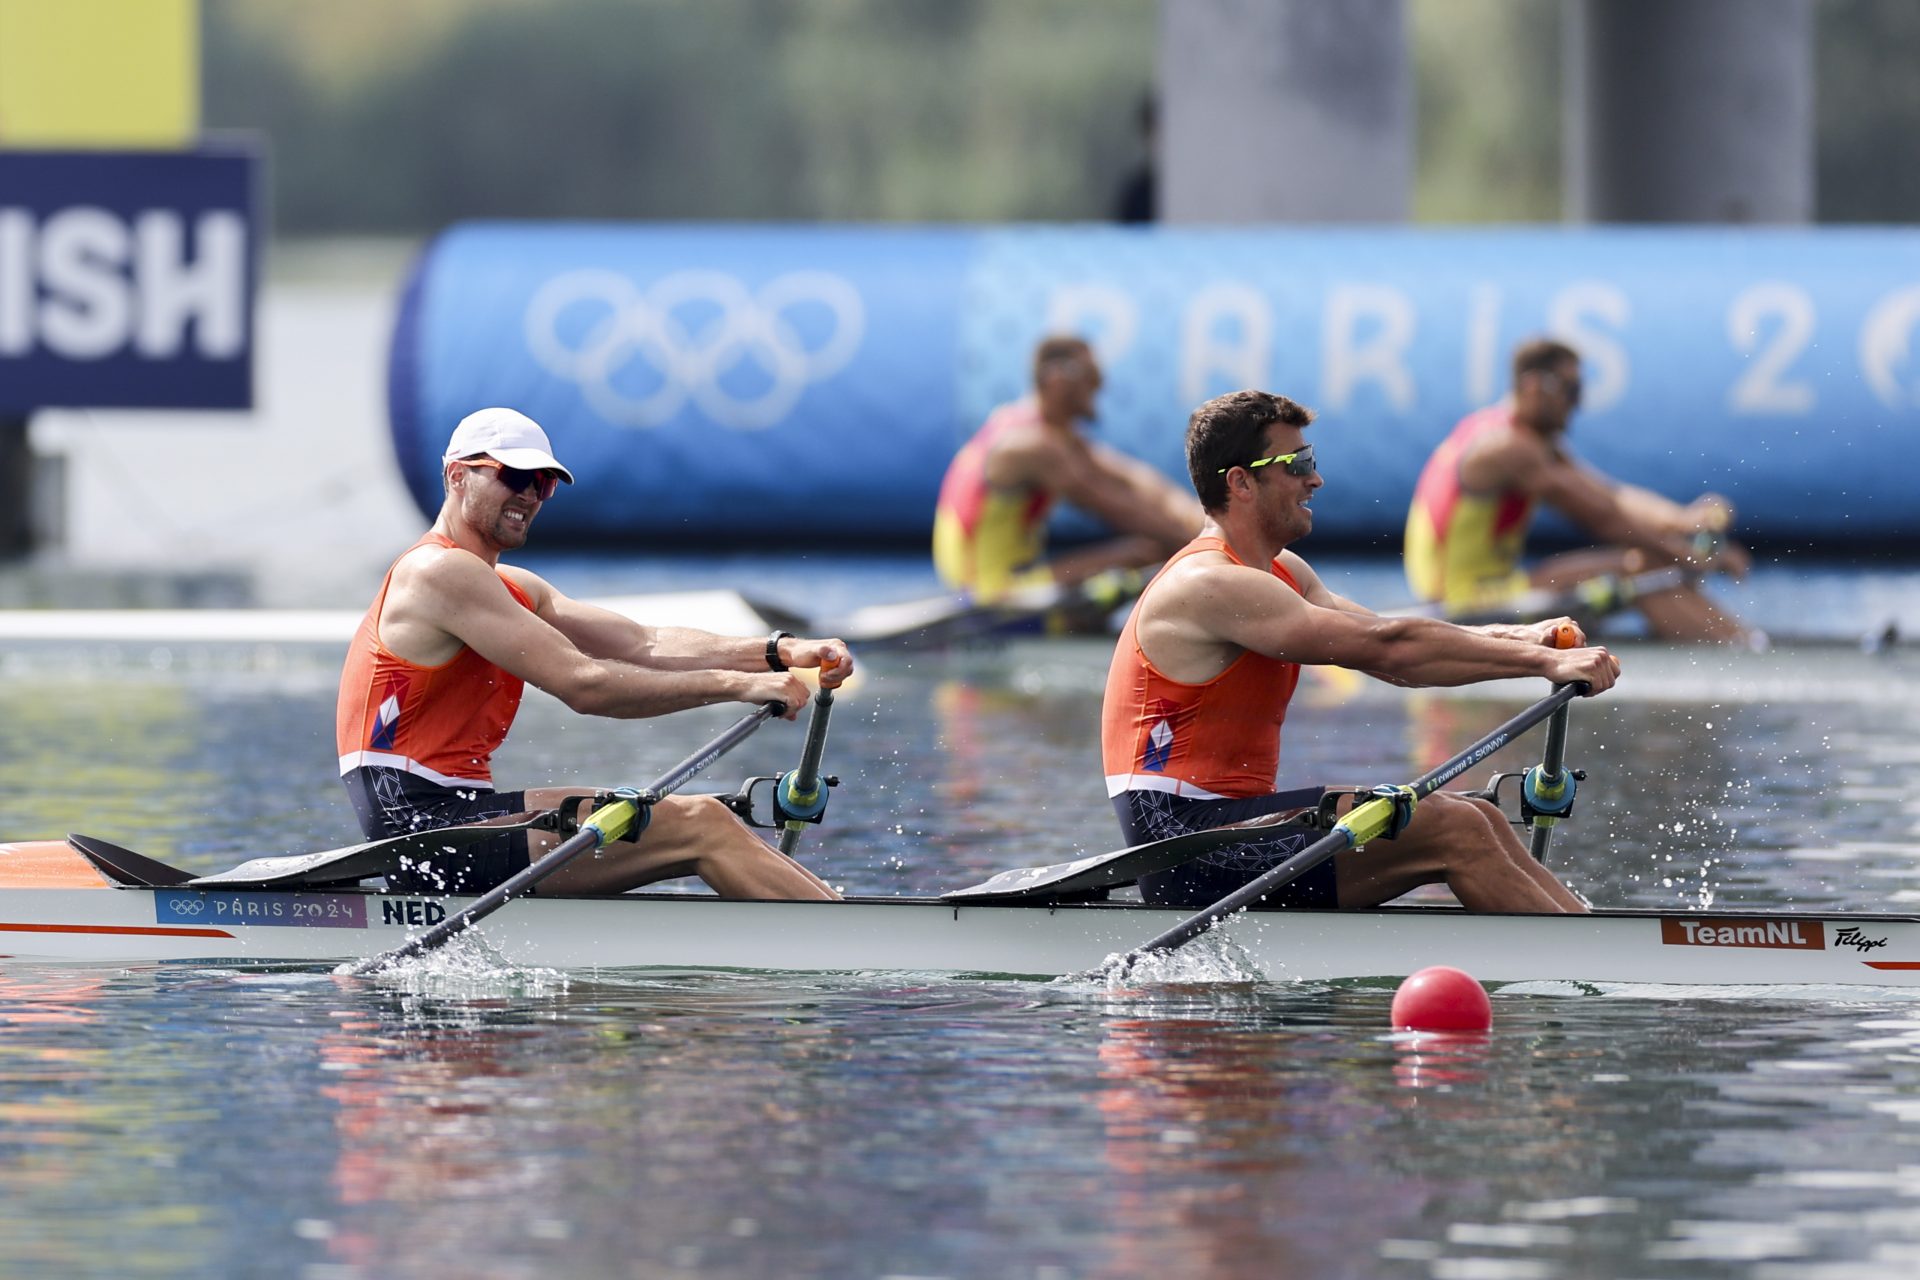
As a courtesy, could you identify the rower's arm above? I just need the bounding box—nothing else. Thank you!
[1511,448,1703,565]
[1277,550,1373,616]
[417,556,801,717]
[522,574,854,687]
[1183,562,1618,693]
[1053,441,1204,547]
[1273,551,1405,683]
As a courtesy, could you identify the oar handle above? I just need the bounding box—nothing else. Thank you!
[1524,687,1578,863]
[351,702,784,975]
[788,691,835,798]
[778,667,838,856]
[1527,619,1580,866]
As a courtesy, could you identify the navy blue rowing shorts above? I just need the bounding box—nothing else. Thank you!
[341,766,532,895]
[1112,786,1337,910]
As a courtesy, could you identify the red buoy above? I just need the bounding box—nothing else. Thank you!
[1391,965,1492,1032]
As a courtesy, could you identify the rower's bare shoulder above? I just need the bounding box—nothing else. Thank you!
[1275,549,1323,589]
[1465,424,1549,488]
[390,542,484,597]
[391,546,527,623]
[1155,550,1264,610]
[496,562,556,610]
[982,422,1055,486]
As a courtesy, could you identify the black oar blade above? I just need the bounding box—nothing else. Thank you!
[943,817,1319,904]
[189,814,557,890]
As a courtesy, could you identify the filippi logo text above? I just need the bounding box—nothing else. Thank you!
[524,268,865,430]
[0,207,248,361]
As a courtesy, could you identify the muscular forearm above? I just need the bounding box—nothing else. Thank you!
[562,663,764,718]
[1363,618,1561,688]
[623,626,762,671]
[1075,450,1204,546]
[1472,622,1545,644]
[1613,484,1703,539]
[1580,500,1699,565]
[1129,473,1203,543]
[1076,481,1194,546]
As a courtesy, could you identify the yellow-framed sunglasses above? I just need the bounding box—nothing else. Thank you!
[1219,443,1316,477]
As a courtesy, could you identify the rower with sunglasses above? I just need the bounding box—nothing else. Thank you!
[1405,336,1757,644]
[335,406,847,903]
[1100,389,1620,914]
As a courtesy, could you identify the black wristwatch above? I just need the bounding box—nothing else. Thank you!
[765,630,793,672]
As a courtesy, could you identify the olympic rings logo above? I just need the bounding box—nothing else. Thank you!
[168,894,206,916]
[523,268,866,430]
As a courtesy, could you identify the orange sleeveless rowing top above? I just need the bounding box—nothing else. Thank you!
[1100,536,1303,800]
[335,532,535,788]
[1403,405,1536,606]
[931,400,1057,599]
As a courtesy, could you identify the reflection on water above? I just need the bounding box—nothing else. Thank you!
[5,966,1920,1277]
[3,638,1920,1275]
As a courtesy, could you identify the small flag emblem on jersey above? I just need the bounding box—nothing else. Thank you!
[1143,719,1174,772]
[371,692,402,750]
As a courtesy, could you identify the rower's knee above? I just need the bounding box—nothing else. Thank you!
[683,794,779,858]
[685,793,727,819]
[682,793,749,840]
[1463,794,1512,834]
[1428,796,1511,870]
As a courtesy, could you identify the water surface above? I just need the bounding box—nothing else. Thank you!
[4,608,1920,1277]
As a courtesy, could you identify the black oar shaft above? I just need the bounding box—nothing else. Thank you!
[1406,683,1581,796]
[1132,683,1583,959]
[351,703,782,975]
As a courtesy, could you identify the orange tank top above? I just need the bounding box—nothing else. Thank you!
[1100,536,1303,800]
[335,532,535,788]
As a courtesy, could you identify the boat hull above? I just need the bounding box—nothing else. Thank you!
[1,884,1916,987]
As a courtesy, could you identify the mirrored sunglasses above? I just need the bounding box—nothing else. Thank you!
[462,457,561,501]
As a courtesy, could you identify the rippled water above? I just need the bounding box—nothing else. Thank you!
[8,963,1920,1278]
[4,613,1920,1276]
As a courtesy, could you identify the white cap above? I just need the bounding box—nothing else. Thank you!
[443,407,574,484]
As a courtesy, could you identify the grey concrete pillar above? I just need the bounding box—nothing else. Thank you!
[0,417,32,556]
[1564,0,1813,223]
[1160,0,1411,223]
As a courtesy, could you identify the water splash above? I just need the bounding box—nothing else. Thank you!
[1075,925,1268,989]
[336,928,571,999]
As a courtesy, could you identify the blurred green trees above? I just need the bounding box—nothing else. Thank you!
[204,0,1155,233]
[202,0,1917,236]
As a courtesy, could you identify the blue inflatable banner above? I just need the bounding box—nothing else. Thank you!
[389,223,1920,546]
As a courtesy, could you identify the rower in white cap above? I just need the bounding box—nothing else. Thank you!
[335,407,851,901]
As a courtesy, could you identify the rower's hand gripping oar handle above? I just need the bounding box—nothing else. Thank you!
[349,701,787,976]
[776,657,840,856]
